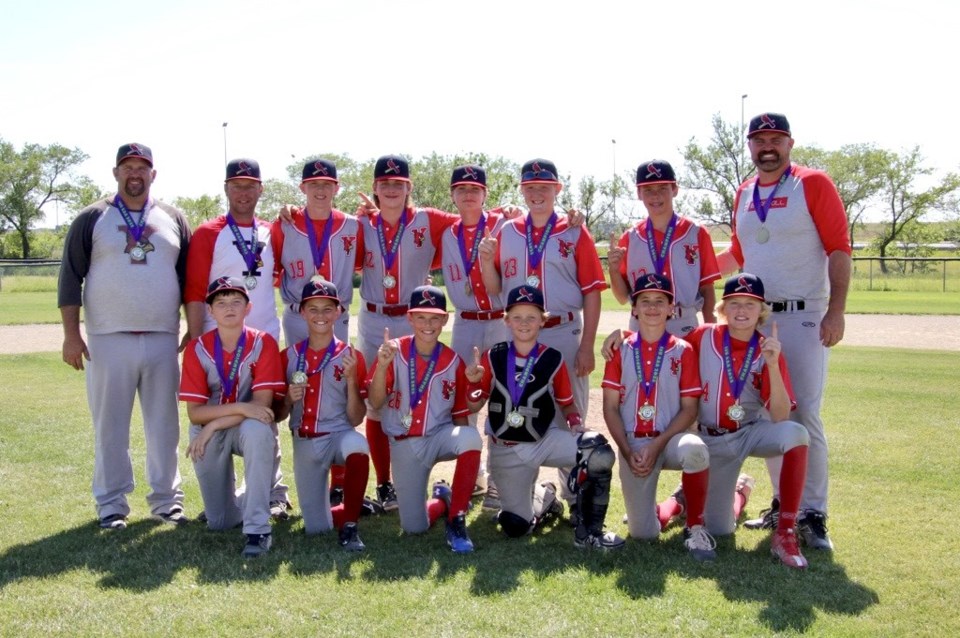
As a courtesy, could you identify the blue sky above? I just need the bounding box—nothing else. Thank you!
[1,0,956,225]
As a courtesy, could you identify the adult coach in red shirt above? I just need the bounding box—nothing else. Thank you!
[717,112,851,551]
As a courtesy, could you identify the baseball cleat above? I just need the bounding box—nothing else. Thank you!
[152,506,189,526]
[770,528,808,569]
[360,496,384,517]
[445,514,475,553]
[574,529,626,551]
[242,533,272,558]
[98,513,128,531]
[797,510,834,551]
[269,500,292,522]
[683,525,717,562]
[482,478,501,511]
[376,481,399,512]
[338,522,365,552]
[745,497,779,530]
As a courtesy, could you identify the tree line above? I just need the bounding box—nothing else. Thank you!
[2,118,958,262]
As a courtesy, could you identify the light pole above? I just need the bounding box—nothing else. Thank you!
[611,138,617,218]
[740,94,748,174]
[222,122,228,165]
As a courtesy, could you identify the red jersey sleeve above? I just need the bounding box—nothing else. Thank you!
[251,332,286,398]
[270,217,285,280]
[478,350,494,396]
[184,221,220,303]
[179,338,210,403]
[552,358,575,407]
[451,358,470,418]
[353,349,369,400]
[575,227,608,294]
[616,228,631,278]
[678,343,702,397]
[801,169,851,256]
[601,354,623,391]
[696,226,721,285]
[729,187,747,267]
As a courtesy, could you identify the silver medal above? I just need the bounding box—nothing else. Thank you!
[244,276,258,290]
[401,414,413,429]
[506,411,524,428]
[726,403,746,422]
[638,403,656,421]
[525,275,540,288]
[130,245,146,261]
[383,274,397,289]
[291,371,308,385]
[756,225,770,244]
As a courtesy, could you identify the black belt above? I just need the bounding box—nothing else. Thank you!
[769,300,805,313]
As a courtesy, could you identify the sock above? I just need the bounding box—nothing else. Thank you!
[776,445,808,533]
[341,453,369,524]
[682,469,708,527]
[330,464,345,491]
[427,498,447,526]
[449,449,482,520]
[365,418,391,484]
[734,491,748,520]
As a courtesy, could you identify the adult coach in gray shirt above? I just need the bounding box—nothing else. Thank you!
[59,143,192,530]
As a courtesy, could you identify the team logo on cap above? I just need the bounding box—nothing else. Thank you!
[735,276,754,293]
[759,114,778,130]
[516,287,536,303]
[645,163,663,179]
[385,159,402,174]
[312,162,329,176]
[646,274,664,289]
[126,144,144,156]
[531,162,544,173]
[419,290,437,306]
[213,275,232,288]
[235,161,254,176]
[463,166,479,180]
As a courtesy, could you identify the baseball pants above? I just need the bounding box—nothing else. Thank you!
[292,429,369,534]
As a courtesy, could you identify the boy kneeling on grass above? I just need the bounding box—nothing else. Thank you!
[465,285,624,550]
[273,278,371,552]
[179,276,286,558]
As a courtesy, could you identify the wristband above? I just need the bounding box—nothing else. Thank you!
[466,381,486,402]
[566,413,582,429]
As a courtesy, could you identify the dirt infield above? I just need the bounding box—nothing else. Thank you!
[2,313,957,355]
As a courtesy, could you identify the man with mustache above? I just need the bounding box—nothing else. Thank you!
[716,113,851,551]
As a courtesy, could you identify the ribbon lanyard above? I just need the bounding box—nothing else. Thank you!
[295,338,339,377]
[214,330,248,400]
[457,213,487,276]
[644,214,677,275]
[408,340,441,412]
[226,212,259,273]
[721,328,759,403]
[304,211,334,275]
[506,342,540,407]
[114,195,151,243]
[751,165,793,223]
[525,212,557,274]
[377,208,409,272]
[632,332,670,402]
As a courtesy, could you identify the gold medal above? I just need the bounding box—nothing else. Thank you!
[756,225,770,244]
[726,402,746,422]
[291,371,308,385]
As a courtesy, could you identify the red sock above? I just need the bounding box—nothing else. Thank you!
[331,504,346,530]
[365,419,391,484]
[776,445,808,532]
[340,453,369,524]
[449,450,481,520]
[681,469,708,527]
[427,498,447,526]
[330,464,345,491]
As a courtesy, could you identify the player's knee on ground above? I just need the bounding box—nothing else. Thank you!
[498,510,533,538]
[677,433,709,473]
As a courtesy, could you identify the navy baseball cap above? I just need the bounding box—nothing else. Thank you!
[747,113,791,138]
[226,158,262,182]
[116,143,153,167]
[636,160,677,187]
[722,273,766,301]
[520,159,560,184]
[301,159,338,184]
[408,285,447,315]
[505,285,545,312]
[300,277,340,309]
[630,273,674,301]
[206,276,250,304]
[450,164,486,189]
[374,155,410,182]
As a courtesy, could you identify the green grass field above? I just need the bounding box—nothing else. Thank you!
[1,347,958,636]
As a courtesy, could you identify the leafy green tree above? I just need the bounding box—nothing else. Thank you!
[0,139,90,258]
[173,194,224,229]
